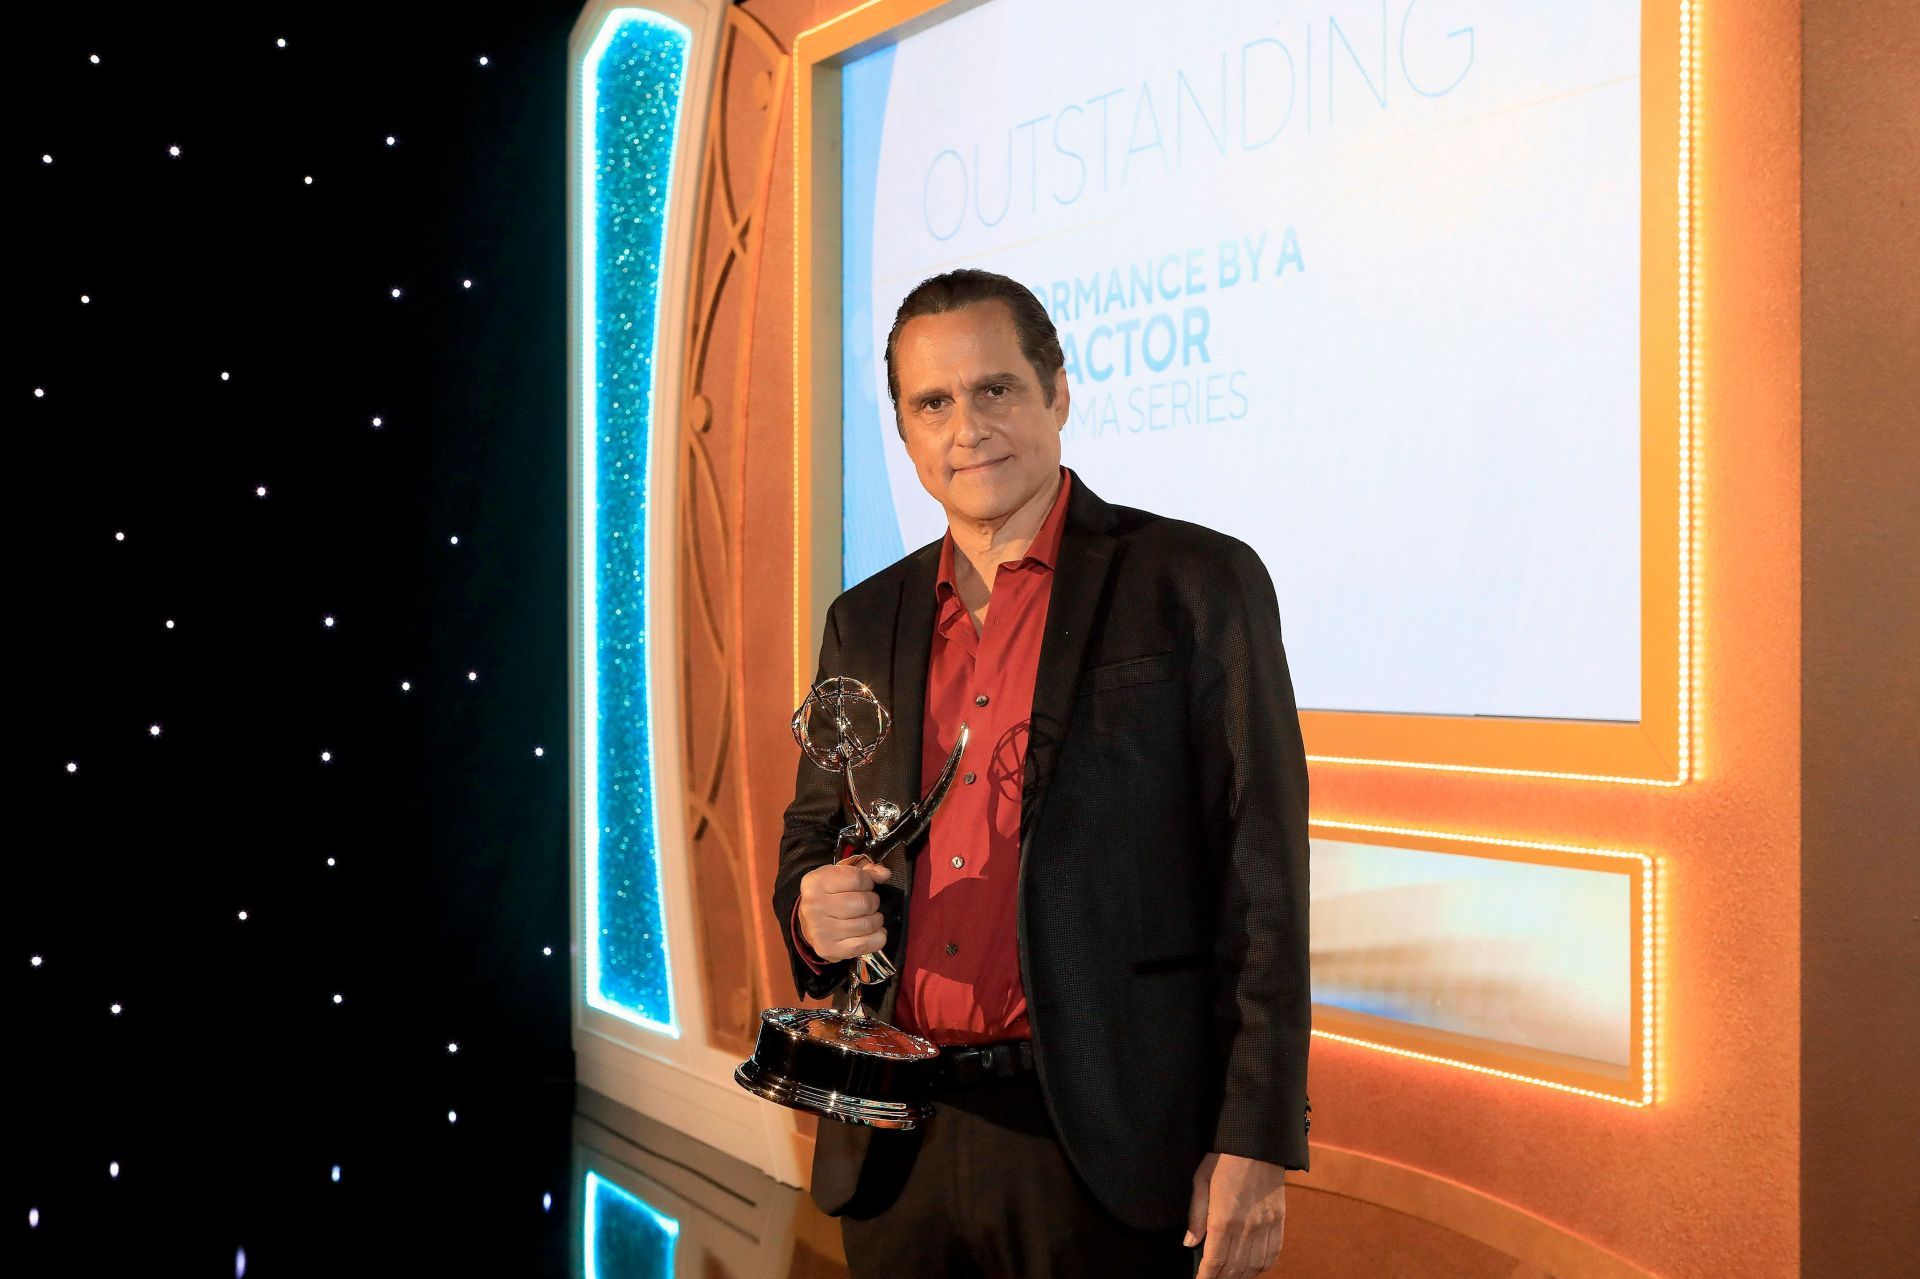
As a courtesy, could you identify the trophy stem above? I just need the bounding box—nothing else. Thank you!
[842,762,874,841]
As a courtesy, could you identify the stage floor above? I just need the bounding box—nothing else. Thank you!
[17,1080,847,1276]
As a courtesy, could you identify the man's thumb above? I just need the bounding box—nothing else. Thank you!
[868,861,891,882]
[1184,1177,1208,1248]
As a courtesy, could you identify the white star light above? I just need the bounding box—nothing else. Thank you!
[449,535,459,545]
[34,387,46,397]
[110,1161,120,1178]
[332,993,344,1005]
[31,955,43,967]
[168,145,181,157]
[276,37,287,48]
[90,54,100,64]
[385,135,397,147]
[461,279,473,289]
[390,287,402,298]
[319,750,332,763]
[110,1002,122,1014]
[81,294,91,304]
[478,55,490,67]
[255,485,268,497]
[148,724,161,737]
[533,746,545,758]
[400,680,412,692]
[220,371,230,381]
[371,415,384,427]
[66,762,78,774]
[303,175,313,185]
[238,910,248,921]
[447,1111,458,1123]
[467,671,478,682]
[165,619,176,629]
[115,531,125,541]
[42,154,53,164]
[323,615,335,628]
[447,1042,459,1053]
[331,1165,342,1183]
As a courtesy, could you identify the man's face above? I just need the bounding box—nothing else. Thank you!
[893,300,1069,527]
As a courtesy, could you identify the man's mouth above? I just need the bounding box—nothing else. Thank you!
[956,457,1007,474]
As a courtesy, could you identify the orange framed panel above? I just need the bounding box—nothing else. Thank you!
[794,2,1699,785]
[1309,819,1659,1107]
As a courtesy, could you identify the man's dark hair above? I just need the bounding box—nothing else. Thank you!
[883,269,1065,434]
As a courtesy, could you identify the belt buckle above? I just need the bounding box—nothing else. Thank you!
[944,1046,984,1087]
[939,1041,1031,1087]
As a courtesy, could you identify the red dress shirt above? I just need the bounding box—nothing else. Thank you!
[792,467,1073,1046]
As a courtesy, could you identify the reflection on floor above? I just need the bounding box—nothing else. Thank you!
[575,1085,847,1279]
[18,1079,1534,1276]
[16,1081,845,1278]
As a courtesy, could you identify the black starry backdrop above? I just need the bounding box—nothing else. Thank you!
[17,4,593,1270]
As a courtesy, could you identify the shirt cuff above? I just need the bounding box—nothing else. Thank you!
[790,897,828,974]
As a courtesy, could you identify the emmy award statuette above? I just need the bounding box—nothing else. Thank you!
[734,677,969,1129]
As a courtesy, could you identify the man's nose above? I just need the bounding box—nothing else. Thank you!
[951,399,990,447]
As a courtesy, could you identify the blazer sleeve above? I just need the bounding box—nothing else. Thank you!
[1190,539,1313,1170]
[771,598,858,1001]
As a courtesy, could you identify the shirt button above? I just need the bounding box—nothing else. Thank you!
[974,693,989,706]
[963,771,977,784]
[951,855,965,869]
[945,941,959,955]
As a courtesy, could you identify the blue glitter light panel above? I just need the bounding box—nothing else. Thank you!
[578,11,691,1036]
[584,1171,680,1279]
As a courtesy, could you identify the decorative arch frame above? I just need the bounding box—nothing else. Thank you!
[568,0,808,1184]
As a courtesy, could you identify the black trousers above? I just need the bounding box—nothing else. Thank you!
[837,1070,1196,1279]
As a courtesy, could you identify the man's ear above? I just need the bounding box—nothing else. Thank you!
[1052,366,1070,428]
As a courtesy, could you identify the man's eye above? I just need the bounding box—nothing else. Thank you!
[983,385,1007,397]
[924,397,949,412]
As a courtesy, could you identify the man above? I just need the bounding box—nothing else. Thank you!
[772,269,1310,1279]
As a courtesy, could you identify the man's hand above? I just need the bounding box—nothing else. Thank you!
[796,856,893,962]
[1185,1151,1288,1279]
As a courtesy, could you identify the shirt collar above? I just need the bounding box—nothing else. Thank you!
[936,466,1074,599]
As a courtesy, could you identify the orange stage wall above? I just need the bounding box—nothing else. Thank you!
[655,1,1912,1274]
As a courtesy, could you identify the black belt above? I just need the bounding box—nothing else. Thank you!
[934,1038,1037,1087]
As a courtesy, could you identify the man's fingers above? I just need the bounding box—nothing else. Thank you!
[1196,1218,1264,1279]
[804,909,884,950]
[1194,1227,1226,1279]
[822,890,881,918]
[817,865,867,894]
[816,903,882,932]
[812,862,889,895]
[831,928,886,960]
[1204,1216,1282,1279]
[796,856,895,959]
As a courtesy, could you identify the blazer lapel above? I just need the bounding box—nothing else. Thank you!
[871,541,938,1025]
[1020,475,1120,858]
[884,541,940,810]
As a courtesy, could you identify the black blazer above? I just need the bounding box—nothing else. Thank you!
[772,469,1311,1231]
